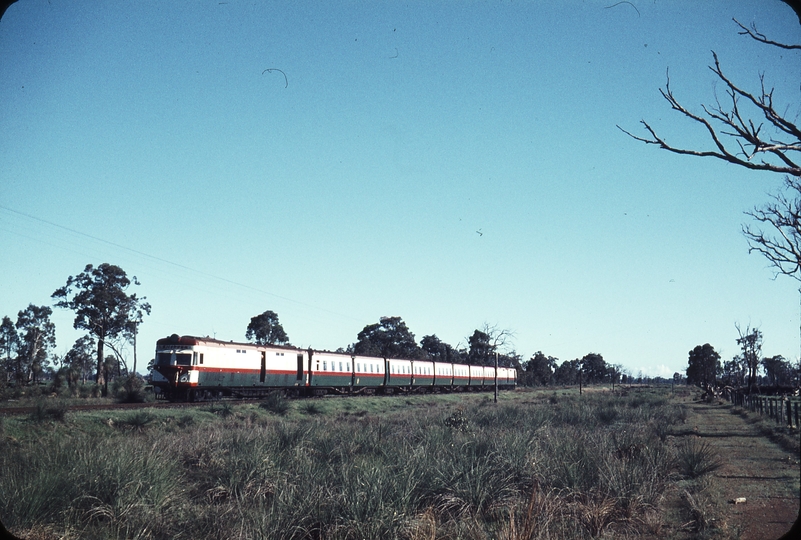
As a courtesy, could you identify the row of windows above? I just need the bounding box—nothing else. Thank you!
[235,349,286,357]
[316,361,385,373]
[390,365,434,375]
[320,360,352,372]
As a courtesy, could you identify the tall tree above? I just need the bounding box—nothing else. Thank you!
[523,351,557,386]
[64,335,97,385]
[467,330,493,366]
[761,354,792,386]
[580,353,607,384]
[52,263,151,396]
[420,334,463,363]
[0,316,18,382]
[246,310,290,345]
[735,324,763,391]
[686,343,721,389]
[354,316,421,359]
[721,354,747,387]
[15,304,56,385]
[467,324,514,366]
[553,359,580,385]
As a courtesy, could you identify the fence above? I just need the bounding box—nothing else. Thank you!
[729,391,801,428]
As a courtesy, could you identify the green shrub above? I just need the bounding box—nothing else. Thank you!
[116,411,155,432]
[113,375,149,403]
[206,402,234,417]
[444,407,470,432]
[28,399,68,423]
[677,437,723,478]
[259,390,290,415]
[301,401,323,415]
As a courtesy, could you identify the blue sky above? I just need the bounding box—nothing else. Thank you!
[1,0,799,377]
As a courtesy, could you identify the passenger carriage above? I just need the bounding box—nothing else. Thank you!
[469,365,484,389]
[385,358,412,392]
[308,350,353,394]
[452,363,470,389]
[353,354,384,392]
[411,360,435,389]
[483,366,495,389]
[433,361,454,388]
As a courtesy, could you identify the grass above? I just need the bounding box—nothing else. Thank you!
[1,387,715,539]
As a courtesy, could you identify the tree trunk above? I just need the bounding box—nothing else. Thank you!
[96,335,106,396]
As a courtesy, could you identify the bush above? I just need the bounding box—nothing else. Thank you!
[113,375,149,403]
[301,401,323,415]
[28,399,68,423]
[259,390,290,415]
[677,437,723,478]
[115,411,155,432]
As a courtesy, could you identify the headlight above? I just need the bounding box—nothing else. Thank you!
[179,374,189,383]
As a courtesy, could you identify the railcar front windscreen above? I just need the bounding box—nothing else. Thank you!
[156,352,192,365]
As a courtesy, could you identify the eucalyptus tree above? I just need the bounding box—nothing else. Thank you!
[0,316,17,383]
[420,334,463,363]
[246,310,290,345]
[686,343,721,389]
[523,351,557,386]
[64,335,97,385]
[14,304,56,385]
[52,263,150,396]
[354,316,422,359]
[735,324,763,391]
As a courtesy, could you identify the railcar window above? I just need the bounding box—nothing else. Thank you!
[323,360,327,371]
[200,353,204,364]
[175,353,191,366]
[157,352,171,365]
[339,361,343,372]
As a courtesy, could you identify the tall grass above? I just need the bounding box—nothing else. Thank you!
[2,390,691,539]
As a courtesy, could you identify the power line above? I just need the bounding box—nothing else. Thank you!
[0,204,365,323]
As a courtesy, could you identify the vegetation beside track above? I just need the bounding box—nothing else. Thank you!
[2,386,791,540]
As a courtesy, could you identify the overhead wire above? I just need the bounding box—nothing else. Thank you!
[0,204,367,325]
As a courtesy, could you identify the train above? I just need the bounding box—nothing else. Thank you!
[150,334,517,401]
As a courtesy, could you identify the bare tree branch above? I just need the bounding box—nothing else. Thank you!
[733,18,801,50]
[619,20,801,177]
[743,176,801,281]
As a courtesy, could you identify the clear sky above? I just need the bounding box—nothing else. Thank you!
[1,0,799,377]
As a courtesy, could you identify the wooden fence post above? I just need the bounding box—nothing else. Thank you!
[785,398,790,427]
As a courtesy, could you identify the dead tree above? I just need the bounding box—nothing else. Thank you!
[743,176,801,281]
[618,18,800,177]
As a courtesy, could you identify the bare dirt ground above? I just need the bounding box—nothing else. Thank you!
[677,399,800,540]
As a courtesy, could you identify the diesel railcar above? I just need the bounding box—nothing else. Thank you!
[151,334,517,401]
